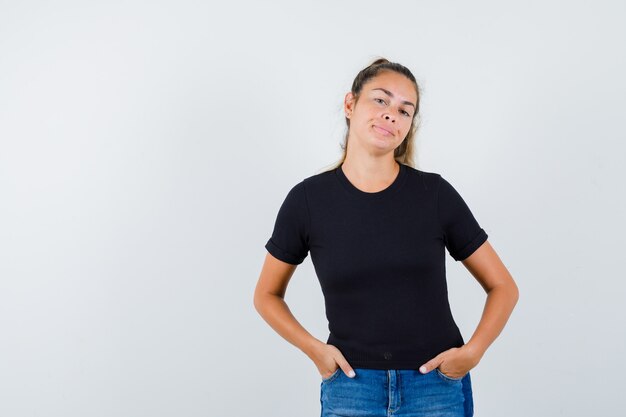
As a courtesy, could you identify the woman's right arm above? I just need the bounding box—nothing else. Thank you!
[253,252,355,379]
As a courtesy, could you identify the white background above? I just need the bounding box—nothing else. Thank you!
[1,1,625,416]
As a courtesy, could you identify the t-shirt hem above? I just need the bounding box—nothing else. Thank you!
[346,360,424,370]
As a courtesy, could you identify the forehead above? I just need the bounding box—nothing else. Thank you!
[364,71,417,103]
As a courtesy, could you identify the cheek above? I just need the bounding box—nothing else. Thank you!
[400,124,412,139]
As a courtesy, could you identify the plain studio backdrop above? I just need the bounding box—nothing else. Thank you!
[1,1,624,416]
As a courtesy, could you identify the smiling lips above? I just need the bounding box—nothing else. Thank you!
[373,125,393,136]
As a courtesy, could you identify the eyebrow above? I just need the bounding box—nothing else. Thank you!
[371,88,416,110]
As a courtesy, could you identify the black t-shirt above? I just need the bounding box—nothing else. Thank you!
[265,162,488,369]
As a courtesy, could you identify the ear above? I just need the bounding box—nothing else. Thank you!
[344,92,356,115]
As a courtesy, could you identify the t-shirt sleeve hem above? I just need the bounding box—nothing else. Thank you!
[451,229,488,261]
[265,239,305,265]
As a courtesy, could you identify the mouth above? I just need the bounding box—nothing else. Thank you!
[373,125,393,136]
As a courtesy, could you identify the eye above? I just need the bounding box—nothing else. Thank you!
[375,97,411,117]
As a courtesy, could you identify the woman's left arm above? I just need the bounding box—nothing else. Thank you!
[460,240,520,362]
[419,240,519,376]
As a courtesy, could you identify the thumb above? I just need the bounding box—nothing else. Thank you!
[419,357,443,374]
[336,357,356,378]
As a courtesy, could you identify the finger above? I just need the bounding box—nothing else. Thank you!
[419,356,444,374]
[336,356,356,378]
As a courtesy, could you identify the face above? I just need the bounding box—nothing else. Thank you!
[344,71,417,154]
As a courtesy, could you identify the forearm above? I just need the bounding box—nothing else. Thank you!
[464,284,519,360]
[254,293,323,358]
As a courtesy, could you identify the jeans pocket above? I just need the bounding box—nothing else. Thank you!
[435,368,464,382]
[321,367,341,384]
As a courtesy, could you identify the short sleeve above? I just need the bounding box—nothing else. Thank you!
[436,175,488,261]
[265,181,310,265]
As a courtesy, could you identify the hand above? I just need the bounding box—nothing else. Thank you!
[418,345,480,379]
[308,341,356,379]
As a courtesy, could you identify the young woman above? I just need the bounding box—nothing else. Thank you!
[253,57,519,417]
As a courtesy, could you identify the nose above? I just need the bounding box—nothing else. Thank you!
[384,114,395,123]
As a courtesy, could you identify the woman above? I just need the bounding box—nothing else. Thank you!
[253,57,519,417]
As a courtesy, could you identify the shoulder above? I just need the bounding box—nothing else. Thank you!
[275,168,336,207]
[302,166,336,184]
[402,164,443,191]
[403,165,465,192]
[294,166,339,195]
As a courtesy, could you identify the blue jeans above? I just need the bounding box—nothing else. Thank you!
[320,368,473,417]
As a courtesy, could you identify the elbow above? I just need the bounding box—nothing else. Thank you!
[509,281,520,305]
[487,280,519,303]
[503,271,520,303]
[511,278,520,300]
[253,287,263,312]
[253,290,264,313]
[253,290,277,313]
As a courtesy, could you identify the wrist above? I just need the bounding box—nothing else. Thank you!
[302,337,325,359]
[463,342,485,362]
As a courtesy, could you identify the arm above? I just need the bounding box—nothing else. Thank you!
[419,240,519,376]
[253,252,322,357]
[461,240,520,361]
[253,252,356,378]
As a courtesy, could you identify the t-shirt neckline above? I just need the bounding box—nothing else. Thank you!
[335,161,407,200]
